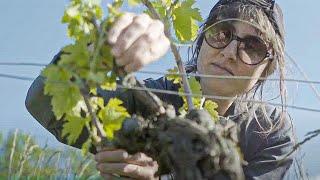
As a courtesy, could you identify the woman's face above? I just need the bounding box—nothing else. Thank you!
[197,21,270,97]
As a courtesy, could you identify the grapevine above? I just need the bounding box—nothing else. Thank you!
[42,0,245,179]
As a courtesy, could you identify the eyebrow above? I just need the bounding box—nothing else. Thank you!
[206,21,266,41]
[234,26,264,41]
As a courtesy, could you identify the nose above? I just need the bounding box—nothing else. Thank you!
[219,40,237,62]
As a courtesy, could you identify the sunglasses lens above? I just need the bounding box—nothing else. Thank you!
[238,37,268,64]
[204,22,269,65]
[205,24,233,48]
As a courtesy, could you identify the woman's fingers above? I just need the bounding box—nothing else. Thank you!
[108,12,135,45]
[119,26,169,72]
[100,173,131,180]
[115,19,165,67]
[95,150,159,179]
[123,33,169,73]
[126,152,154,166]
[95,150,153,166]
[97,162,159,180]
[149,33,170,60]
[97,145,117,152]
[112,14,152,58]
[106,12,169,73]
[100,173,113,179]
[95,149,132,163]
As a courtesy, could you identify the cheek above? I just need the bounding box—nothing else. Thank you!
[197,43,220,73]
[201,64,268,96]
[235,63,268,91]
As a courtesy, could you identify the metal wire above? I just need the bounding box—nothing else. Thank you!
[1,62,320,85]
[285,52,320,104]
[0,62,47,67]
[0,72,319,112]
[116,84,320,113]
[138,70,320,85]
[0,73,35,81]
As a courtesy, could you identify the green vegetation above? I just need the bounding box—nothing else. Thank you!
[0,130,100,179]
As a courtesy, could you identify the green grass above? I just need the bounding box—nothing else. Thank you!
[0,130,102,179]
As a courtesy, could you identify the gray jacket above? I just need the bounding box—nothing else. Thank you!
[25,52,296,180]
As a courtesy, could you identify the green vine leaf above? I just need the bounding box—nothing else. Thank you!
[72,97,104,117]
[41,0,130,149]
[179,76,202,112]
[62,0,103,40]
[203,100,219,121]
[99,45,114,71]
[128,0,141,6]
[145,0,170,18]
[82,137,93,155]
[166,67,181,84]
[98,98,130,139]
[62,115,90,144]
[59,37,91,78]
[100,73,117,91]
[172,0,203,42]
[42,65,82,120]
[188,76,201,94]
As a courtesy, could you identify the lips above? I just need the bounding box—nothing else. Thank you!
[211,63,234,76]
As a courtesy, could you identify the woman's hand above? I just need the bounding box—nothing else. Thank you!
[95,148,159,180]
[107,13,170,73]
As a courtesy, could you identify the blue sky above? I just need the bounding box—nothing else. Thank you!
[0,0,319,177]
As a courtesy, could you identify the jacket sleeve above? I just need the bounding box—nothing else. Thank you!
[239,106,296,180]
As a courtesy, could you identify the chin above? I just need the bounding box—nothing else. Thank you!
[201,79,240,97]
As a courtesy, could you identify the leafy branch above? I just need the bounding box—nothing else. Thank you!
[40,0,245,179]
[81,90,106,140]
[42,0,129,150]
[42,0,208,148]
[141,0,196,111]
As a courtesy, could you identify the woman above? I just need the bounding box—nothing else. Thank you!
[25,0,296,179]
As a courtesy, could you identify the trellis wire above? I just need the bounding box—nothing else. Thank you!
[116,84,320,113]
[285,52,320,104]
[1,62,320,85]
[0,72,319,113]
[138,70,320,85]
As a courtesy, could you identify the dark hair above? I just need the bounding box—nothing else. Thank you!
[187,0,285,71]
[186,0,288,134]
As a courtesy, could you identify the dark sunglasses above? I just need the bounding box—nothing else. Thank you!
[204,21,272,65]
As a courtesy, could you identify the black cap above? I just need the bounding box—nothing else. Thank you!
[207,0,285,42]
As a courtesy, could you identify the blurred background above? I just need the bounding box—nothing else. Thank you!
[0,0,319,179]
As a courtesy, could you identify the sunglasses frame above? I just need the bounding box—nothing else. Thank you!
[203,21,273,66]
